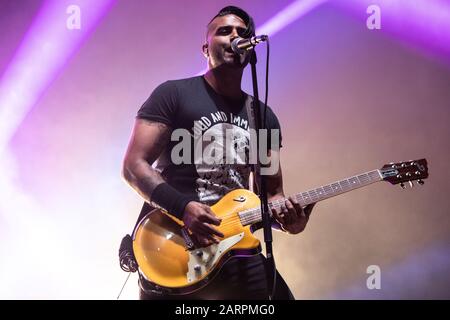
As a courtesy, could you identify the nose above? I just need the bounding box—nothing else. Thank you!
[230,28,240,41]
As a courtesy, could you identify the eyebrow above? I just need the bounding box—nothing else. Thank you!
[215,25,247,33]
[206,23,246,40]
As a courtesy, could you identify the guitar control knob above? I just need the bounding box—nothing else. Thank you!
[418,179,424,185]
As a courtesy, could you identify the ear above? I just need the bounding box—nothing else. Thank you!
[202,43,209,58]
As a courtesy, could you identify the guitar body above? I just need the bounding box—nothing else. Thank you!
[132,189,262,295]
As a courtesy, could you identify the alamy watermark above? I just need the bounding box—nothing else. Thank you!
[366,4,381,30]
[170,122,280,176]
[66,5,81,30]
[366,265,381,290]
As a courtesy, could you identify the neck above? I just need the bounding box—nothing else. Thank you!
[204,66,244,100]
[238,169,383,227]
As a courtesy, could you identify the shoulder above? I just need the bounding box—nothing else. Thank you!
[148,76,203,100]
[156,76,203,92]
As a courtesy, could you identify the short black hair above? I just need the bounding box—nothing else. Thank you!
[207,6,255,38]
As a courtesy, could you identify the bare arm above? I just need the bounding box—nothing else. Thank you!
[122,118,223,246]
[122,119,170,202]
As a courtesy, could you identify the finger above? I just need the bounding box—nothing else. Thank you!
[289,196,303,216]
[194,228,218,243]
[191,233,204,247]
[202,207,222,226]
[271,207,280,218]
[283,201,295,223]
[199,213,221,226]
[304,202,316,216]
[199,223,224,238]
[189,222,212,237]
[285,199,294,211]
[289,196,299,206]
[200,236,214,246]
[272,206,284,223]
[195,234,212,247]
[285,199,299,216]
[279,203,288,219]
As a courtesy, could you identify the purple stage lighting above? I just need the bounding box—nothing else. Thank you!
[0,0,116,152]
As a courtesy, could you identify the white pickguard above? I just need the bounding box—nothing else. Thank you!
[186,232,244,283]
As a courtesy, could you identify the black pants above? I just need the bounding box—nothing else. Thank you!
[139,254,295,300]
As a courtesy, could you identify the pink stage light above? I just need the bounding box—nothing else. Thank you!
[256,0,328,36]
[335,0,450,62]
[0,0,116,152]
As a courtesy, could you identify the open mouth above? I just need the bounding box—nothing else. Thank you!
[225,47,234,54]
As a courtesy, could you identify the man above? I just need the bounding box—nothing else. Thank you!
[122,6,315,300]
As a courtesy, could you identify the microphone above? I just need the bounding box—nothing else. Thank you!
[231,35,268,54]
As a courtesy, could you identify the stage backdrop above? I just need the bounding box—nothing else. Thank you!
[0,0,449,299]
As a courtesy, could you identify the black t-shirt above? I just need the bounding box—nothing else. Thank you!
[137,75,282,205]
[134,76,289,298]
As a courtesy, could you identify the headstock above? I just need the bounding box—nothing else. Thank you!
[380,159,428,188]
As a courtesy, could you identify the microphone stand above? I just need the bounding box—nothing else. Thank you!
[248,49,275,299]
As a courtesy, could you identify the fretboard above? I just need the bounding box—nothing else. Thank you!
[238,169,383,226]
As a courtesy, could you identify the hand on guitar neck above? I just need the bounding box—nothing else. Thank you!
[269,195,316,234]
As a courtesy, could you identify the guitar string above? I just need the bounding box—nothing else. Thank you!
[214,180,376,228]
[218,203,285,228]
[181,175,377,229]
[216,177,373,222]
[166,173,384,239]
[215,196,317,228]
[215,193,313,221]
[216,192,322,225]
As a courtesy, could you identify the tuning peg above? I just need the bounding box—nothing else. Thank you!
[409,181,414,188]
[418,179,424,185]
[400,182,406,189]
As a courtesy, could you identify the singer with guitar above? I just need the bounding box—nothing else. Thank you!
[121,6,312,300]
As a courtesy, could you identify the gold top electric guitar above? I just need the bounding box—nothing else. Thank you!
[132,159,428,295]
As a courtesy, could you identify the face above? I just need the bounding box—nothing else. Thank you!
[203,14,251,69]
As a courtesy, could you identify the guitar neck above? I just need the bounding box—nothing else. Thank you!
[239,169,383,226]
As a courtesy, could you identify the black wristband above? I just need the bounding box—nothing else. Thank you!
[151,183,196,220]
